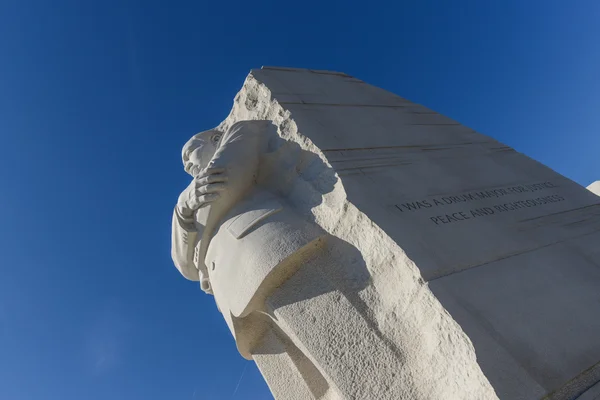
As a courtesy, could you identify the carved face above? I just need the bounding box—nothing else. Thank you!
[181,130,223,177]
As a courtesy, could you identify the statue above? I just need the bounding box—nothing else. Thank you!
[171,120,496,399]
[172,121,333,395]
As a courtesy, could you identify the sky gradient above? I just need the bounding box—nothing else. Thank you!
[1,1,599,399]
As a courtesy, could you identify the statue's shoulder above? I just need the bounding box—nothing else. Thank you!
[221,120,275,145]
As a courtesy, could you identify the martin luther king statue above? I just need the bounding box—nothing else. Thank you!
[170,117,496,400]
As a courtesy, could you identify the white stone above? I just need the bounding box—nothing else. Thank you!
[172,67,600,399]
[588,181,600,196]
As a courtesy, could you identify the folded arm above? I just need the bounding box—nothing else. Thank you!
[171,206,199,281]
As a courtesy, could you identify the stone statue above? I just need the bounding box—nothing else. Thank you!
[171,119,496,400]
[171,67,600,400]
[172,121,334,397]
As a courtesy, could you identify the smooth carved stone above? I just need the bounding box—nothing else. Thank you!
[171,67,600,400]
[589,181,600,196]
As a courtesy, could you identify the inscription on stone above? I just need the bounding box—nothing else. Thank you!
[393,181,566,225]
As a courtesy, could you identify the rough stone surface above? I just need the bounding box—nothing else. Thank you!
[173,67,600,399]
[578,381,600,400]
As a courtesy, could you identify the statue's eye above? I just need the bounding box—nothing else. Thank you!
[211,133,221,144]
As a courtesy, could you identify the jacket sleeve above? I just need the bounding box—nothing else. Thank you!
[171,206,199,281]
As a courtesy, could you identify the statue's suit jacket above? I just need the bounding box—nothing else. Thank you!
[206,189,325,358]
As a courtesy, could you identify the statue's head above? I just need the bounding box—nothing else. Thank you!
[181,130,223,177]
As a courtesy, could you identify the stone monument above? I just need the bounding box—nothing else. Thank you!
[589,181,600,196]
[171,67,600,400]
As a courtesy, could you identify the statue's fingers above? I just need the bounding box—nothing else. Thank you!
[198,193,220,205]
[196,167,226,180]
[185,189,198,208]
[195,173,228,186]
[197,183,226,195]
[187,196,201,210]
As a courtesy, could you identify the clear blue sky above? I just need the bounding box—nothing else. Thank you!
[0,1,598,399]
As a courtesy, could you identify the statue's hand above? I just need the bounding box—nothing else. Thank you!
[177,167,227,216]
